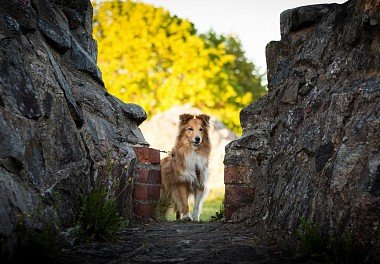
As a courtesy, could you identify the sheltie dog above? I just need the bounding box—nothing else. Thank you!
[157,113,211,221]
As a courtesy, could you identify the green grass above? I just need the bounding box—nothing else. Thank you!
[165,190,224,222]
[78,186,128,241]
[200,196,224,222]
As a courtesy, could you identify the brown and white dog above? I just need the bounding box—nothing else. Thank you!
[159,113,211,221]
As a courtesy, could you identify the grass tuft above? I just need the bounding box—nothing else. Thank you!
[77,144,129,241]
[153,189,172,221]
[77,186,128,241]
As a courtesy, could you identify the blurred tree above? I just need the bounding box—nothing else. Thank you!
[202,31,266,100]
[92,0,266,134]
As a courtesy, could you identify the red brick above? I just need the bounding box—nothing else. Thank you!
[224,185,255,220]
[134,167,161,184]
[224,166,249,184]
[133,183,161,201]
[225,204,238,220]
[134,147,160,164]
[225,185,255,204]
[133,203,157,220]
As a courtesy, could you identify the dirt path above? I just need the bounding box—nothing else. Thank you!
[59,221,299,263]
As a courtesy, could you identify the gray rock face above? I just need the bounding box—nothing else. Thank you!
[225,0,379,258]
[0,0,148,259]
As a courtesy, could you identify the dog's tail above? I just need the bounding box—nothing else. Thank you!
[153,186,172,221]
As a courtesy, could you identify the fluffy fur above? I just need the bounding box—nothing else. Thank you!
[156,113,211,221]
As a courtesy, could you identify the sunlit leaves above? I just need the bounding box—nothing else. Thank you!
[92,0,266,134]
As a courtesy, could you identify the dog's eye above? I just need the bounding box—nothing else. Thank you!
[188,127,194,131]
[199,128,203,131]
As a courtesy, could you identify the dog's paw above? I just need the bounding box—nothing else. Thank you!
[182,213,193,221]
[191,210,200,222]
[191,213,200,222]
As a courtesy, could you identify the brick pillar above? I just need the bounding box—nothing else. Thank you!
[224,165,255,220]
[133,147,161,221]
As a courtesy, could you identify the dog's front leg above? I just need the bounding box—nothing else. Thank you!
[178,183,192,221]
[192,187,208,221]
[192,169,209,221]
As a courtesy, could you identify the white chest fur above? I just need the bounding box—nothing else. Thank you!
[181,150,208,185]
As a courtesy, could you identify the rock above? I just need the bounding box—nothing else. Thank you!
[118,101,147,126]
[53,0,90,13]
[44,40,84,128]
[35,0,72,51]
[265,41,284,88]
[0,0,148,260]
[225,0,380,260]
[61,7,83,29]
[0,0,37,31]
[280,82,298,104]
[280,4,334,37]
[66,37,103,84]
[315,142,334,172]
[0,38,42,120]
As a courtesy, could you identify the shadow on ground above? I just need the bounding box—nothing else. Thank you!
[59,222,299,263]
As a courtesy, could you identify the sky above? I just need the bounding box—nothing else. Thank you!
[139,0,347,75]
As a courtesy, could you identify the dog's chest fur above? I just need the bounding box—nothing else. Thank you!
[182,150,207,183]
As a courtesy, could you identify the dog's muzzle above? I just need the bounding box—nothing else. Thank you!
[193,136,201,145]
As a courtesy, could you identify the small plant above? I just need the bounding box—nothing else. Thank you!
[77,142,129,241]
[209,198,225,222]
[78,186,127,241]
[296,217,324,257]
[153,190,171,222]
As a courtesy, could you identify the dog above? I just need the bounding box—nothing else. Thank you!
[157,113,211,221]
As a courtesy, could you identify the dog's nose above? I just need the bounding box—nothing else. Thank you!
[195,136,200,143]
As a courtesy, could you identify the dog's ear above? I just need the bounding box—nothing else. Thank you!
[179,114,193,124]
[198,114,210,126]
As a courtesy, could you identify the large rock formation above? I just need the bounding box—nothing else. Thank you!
[0,0,148,259]
[225,0,379,259]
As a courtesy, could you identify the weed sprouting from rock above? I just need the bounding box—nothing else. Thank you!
[296,217,324,257]
[77,142,129,241]
[78,186,127,241]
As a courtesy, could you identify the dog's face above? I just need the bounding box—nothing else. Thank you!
[179,114,210,147]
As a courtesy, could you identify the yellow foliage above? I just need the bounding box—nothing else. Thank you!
[92,0,266,134]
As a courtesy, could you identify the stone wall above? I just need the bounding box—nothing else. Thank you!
[225,0,379,258]
[0,0,151,258]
